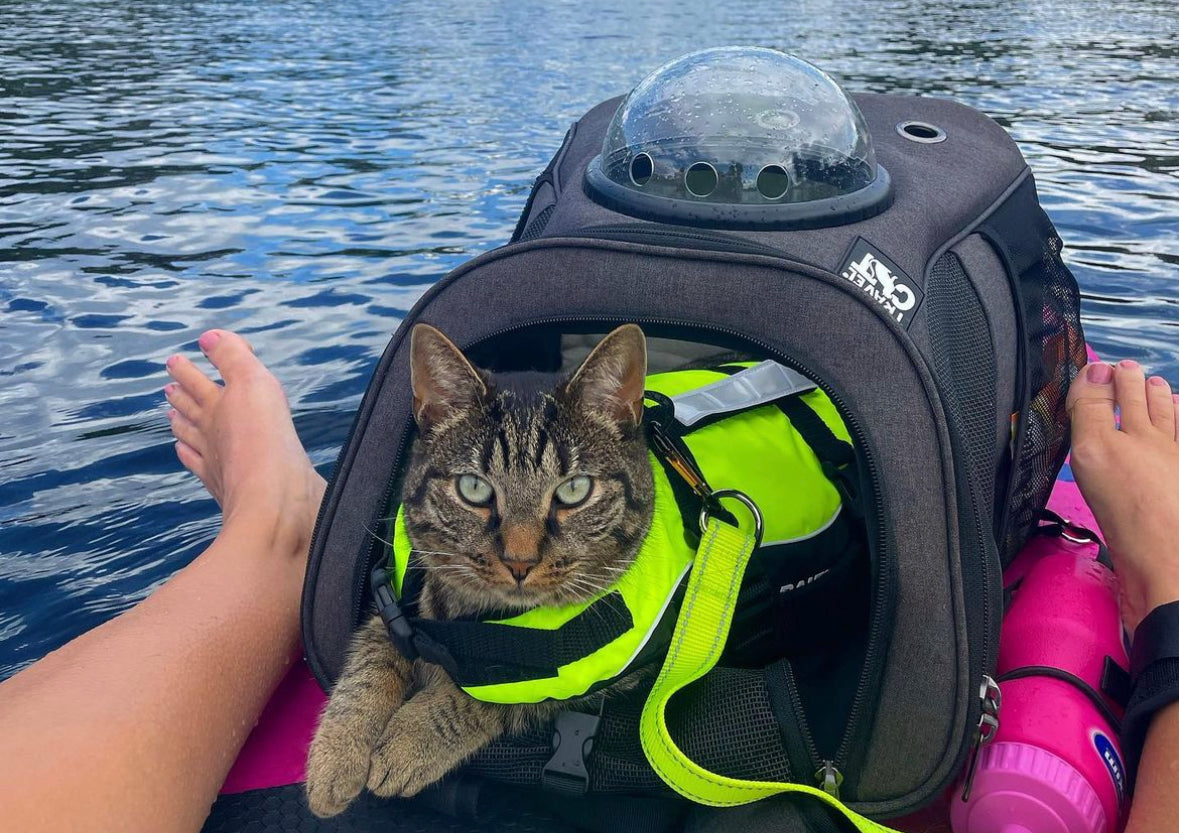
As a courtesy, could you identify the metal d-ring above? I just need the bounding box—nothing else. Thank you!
[699,489,765,548]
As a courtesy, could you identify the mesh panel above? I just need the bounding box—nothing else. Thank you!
[667,668,793,783]
[926,251,997,529]
[1002,234,1086,563]
[592,692,674,793]
[518,204,556,242]
[465,724,553,785]
[466,668,793,794]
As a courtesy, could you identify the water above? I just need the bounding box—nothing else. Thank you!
[1,0,1176,679]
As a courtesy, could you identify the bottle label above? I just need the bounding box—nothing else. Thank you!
[1091,729,1126,807]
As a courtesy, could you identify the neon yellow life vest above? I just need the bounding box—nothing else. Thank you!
[379,362,853,705]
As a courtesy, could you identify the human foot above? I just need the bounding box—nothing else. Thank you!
[165,330,326,557]
[1067,360,1179,633]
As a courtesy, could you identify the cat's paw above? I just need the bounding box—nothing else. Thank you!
[304,719,373,818]
[365,720,469,799]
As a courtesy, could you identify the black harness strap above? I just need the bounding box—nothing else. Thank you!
[375,559,636,688]
[772,397,855,469]
[412,592,633,686]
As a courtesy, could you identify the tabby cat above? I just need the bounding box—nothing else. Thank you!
[305,323,655,817]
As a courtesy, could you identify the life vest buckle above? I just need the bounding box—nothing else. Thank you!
[371,566,465,679]
[371,566,420,661]
[541,709,602,796]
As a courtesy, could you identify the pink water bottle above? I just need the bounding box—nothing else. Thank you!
[951,543,1129,833]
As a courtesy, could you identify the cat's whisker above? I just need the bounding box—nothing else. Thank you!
[409,549,474,560]
[362,524,395,549]
[562,575,611,602]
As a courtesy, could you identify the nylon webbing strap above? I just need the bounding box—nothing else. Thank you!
[411,591,634,686]
[639,517,901,832]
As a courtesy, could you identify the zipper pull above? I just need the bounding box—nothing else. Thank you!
[960,675,1002,802]
[815,760,843,799]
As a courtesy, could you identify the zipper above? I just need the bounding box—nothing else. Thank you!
[780,660,845,798]
[959,675,1002,801]
[957,434,1002,774]
[348,308,893,784]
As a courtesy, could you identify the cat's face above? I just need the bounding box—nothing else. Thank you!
[400,324,655,613]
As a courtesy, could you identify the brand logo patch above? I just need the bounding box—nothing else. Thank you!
[838,238,924,328]
[1091,729,1126,807]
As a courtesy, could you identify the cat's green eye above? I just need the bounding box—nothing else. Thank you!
[456,474,494,506]
[554,474,593,507]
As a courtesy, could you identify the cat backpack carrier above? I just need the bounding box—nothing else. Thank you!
[302,48,1086,831]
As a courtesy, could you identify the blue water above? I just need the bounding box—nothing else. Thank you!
[1,0,1177,679]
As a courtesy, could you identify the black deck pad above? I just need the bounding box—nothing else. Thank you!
[202,784,576,833]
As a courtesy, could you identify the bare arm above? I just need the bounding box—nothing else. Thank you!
[1125,700,1179,833]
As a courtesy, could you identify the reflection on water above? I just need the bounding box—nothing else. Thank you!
[1,0,1176,677]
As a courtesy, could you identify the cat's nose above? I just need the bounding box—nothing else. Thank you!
[501,557,537,582]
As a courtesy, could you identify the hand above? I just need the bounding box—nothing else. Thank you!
[1067,360,1179,633]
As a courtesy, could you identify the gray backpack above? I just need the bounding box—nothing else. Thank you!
[302,54,1085,830]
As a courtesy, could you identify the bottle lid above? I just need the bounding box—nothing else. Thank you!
[951,742,1107,833]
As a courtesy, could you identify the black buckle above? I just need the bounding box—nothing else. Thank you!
[541,710,601,796]
[371,566,464,680]
[371,566,419,661]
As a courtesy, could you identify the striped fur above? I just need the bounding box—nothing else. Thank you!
[306,325,654,817]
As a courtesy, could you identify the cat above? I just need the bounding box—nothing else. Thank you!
[305,323,655,818]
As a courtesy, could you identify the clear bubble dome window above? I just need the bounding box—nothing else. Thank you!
[585,47,891,229]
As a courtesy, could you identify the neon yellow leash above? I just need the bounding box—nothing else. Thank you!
[638,502,903,832]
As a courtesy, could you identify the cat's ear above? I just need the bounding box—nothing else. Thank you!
[564,324,647,426]
[410,324,487,429]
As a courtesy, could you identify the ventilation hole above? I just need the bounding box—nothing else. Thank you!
[897,121,947,144]
[684,162,718,197]
[756,164,790,200]
[629,152,653,186]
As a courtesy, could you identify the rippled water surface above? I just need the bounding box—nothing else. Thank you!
[2,0,1177,677]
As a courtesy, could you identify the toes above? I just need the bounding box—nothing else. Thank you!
[164,383,200,421]
[305,723,372,818]
[166,355,220,406]
[1147,376,1175,437]
[1068,362,1118,445]
[199,329,263,384]
[168,409,206,456]
[367,726,430,797]
[365,732,407,796]
[174,441,207,482]
[1113,359,1150,432]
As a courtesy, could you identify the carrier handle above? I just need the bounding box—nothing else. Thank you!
[638,502,903,832]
